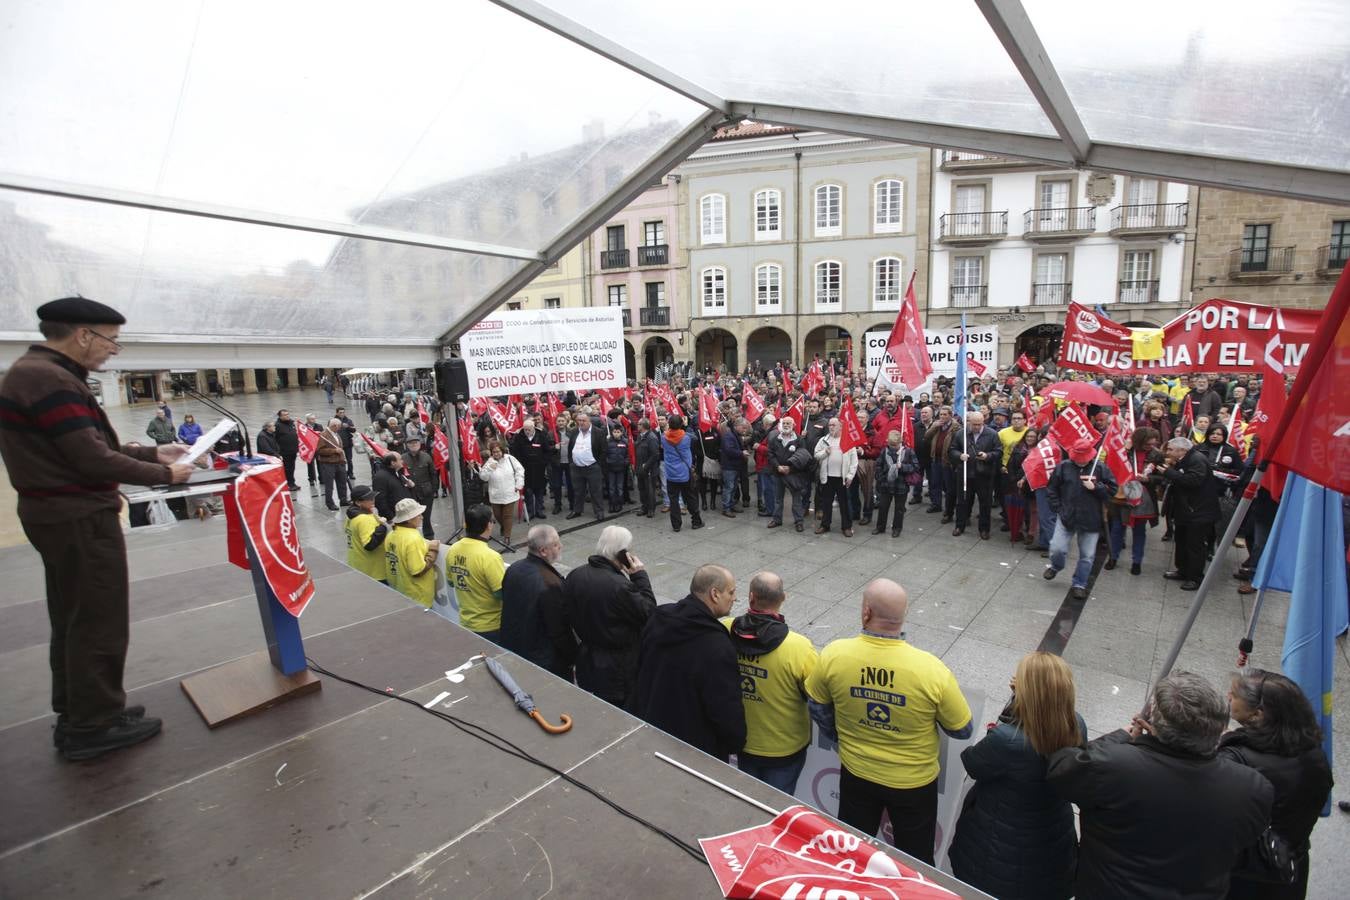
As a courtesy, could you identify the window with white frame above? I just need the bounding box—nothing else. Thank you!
[874,180,903,233]
[754,189,781,241]
[873,257,902,309]
[544,297,561,309]
[700,193,726,244]
[814,260,841,310]
[701,266,727,314]
[814,184,842,237]
[607,284,627,306]
[755,263,782,312]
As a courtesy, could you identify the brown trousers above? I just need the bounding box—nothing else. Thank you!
[491,501,516,543]
[23,509,130,730]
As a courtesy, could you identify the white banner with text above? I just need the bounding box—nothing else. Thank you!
[458,307,626,398]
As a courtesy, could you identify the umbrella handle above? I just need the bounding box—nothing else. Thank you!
[529,709,573,734]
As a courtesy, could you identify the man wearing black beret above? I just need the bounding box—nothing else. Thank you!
[0,297,197,761]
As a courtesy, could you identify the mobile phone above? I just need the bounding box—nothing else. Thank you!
[617,548,633,568]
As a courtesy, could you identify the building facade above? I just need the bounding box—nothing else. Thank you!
[929,151,1197,367]
[504,243,588,313]
[673,124,932,373]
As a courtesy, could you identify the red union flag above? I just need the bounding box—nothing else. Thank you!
[468,396,489,417]
[359,430,388,459]
[458,416,483,465]
[487,400,513,434]
[1016,351,1036,373]
[296,425,319,464]
[782,395,805,433]
[965,352,987,377]
[838,397,868,453]
[742,380,767,422]
[1023,438,1062,491]
[1101,416,1133,486]
[416,397,430,425]
[883,272,933,389]
[803,361,824,398]
[234,465,315,617]
[699,806,955,900]
[431,427,451,474]
[1049,402,1101,450]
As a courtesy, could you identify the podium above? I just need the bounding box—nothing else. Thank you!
[128,466,322,727]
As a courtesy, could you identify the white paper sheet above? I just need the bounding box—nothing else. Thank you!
[178,418,239,466]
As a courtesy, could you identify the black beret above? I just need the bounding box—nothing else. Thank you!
[351,485,377,501]
[37,296,126,325]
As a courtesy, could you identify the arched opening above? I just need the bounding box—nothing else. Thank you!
[746,326,792,371]
[695,327,738,373]
[1015,324,1063,369]
[1120,320,1160,328]
[642,336,674,380]
[623,341,637,382]
[803,325,850,369]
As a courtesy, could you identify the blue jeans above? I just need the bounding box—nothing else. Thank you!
[759,471,778,518]
[1108,516,1148,565]
[1049,521,1099,589]
[721,468,741,511]
[1035,488,1056,547]
[737,747,807,795]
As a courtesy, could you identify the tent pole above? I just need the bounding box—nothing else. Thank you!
[442,402,466,538]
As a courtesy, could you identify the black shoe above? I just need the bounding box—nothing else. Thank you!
[1163,570,1184,581]
[979,531,990,540]
[891,529,902,538]
[326,503,339,511]
[767,521,782,528]
[952,527,965,537]
[858,517,871,526]
[1180,581,1201,591]
[565,512,581,519]
[908,497,923,506]
[926,506,941,514]
[54,704,146,749]
[872,527,885,535]
[672,525,681,532]
[1104,558,1116,571]
[535,512,546,520]
[1043,567,1059,580]
[1130,563,1141,575]
[61,715,162,762]
[999,522,1010,532]
[1070,586,1088,600]
[552,506,563,514]
[795,522,804,532]
[691,521,705,530]
[941,516,953,524]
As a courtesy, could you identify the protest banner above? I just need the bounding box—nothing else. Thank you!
[459,307,625,398]
[1048,403,1101,450]
[1057,300,1320,375]
[1023,438,1061,491]
[233,464,315,616]
[866,325,999,392]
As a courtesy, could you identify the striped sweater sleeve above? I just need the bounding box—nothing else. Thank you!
[12,388,169,486]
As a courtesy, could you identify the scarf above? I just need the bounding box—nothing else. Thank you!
[665,428,686,445]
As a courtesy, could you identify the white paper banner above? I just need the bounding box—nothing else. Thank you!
[458,308,626,398]
[866,326,1000,393]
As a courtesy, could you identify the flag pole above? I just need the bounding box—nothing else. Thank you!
[1236,585,1268,668]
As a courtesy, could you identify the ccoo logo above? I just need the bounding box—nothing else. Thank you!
[259,479,306,576]
[1075,310,1101,334]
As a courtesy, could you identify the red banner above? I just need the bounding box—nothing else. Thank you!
[222,483,250,570]
[487,400,513,434]
[1101,416,1133,486]
[782,395,804,433]
[742,380,767,422]
[802,361,824,398]
[838,397,868,453]
[1016,351,1036,373]
[296,426,319,464]
[782,369,795,394]
[700,806,955,900]
[417,397,430,425]
[1048,402,1100,450]
[234,465,315,616]
[1057,300,1320,375]
[1023,438,1062,491]
[468,396,489,417]
[882,272,933,390]
[966,353,987,377]
[359,431,388,459]
[458,416,483,465]
[431,427,451,474]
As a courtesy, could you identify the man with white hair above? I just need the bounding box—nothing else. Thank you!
[500,525,575,679]
[562,525,655,707]
[766,414,811,532]
[316,416,350,510]
[1152,436,1220,590]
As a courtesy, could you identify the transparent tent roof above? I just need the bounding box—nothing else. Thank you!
[1,0,1347,366]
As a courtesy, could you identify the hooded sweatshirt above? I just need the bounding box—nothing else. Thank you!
[630,594,746,761]
[727,611,820,758]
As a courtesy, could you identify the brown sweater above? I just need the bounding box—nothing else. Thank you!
[315,427,346,465]
[0,345,169,523]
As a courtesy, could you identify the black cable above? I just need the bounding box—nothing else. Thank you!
[305,657,706,863]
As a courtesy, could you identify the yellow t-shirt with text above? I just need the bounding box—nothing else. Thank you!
[345,512,386,581]
[445,536,506,633]
[384,525,434,608]
[722,619,820,758]
[805,634,971,789]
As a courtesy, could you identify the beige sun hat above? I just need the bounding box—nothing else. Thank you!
[391,497,426,523]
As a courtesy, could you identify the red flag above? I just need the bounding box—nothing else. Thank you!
[846,341,854,373]
[803,360,825,398]
[458,416,482,465]
[1101,416,1133,486]
[1022,387,1035,425]
[1023,438,1062,491]
[966,352,988,377]
[882,272,932,389]
[416,397,430,425]
[597,393,613,419]
[1264,266,1350,494]
[296,425,319,464]
[468,396,489,417]
[697,389,720,430]
[1031,396,1055,432]
[1249,359,1290,498]
[897,403,915,449]
[837,397,867,452]
[643,395,658,427]
[782,368,794,394]
[508,402,525,434]
[1016,351,1036,374]
[783,395,804,433]
[234,465,315,616]
[1228,415,1246,452]
[486,400,513,434]
[742,380,767,421]
[359,430,388,459]
[1048,402,1101,450]
[1180,394,1194,431]
[431,427,451,474]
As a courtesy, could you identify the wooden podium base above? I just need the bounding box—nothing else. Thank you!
[180,650,321,728]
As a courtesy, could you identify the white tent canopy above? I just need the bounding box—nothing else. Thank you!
[1,0,1346,367]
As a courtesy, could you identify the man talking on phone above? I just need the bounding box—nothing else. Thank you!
[1043,437,1116,600]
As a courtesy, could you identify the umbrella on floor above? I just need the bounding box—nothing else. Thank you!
[1040,381,1114,407]
[483,656,573,734]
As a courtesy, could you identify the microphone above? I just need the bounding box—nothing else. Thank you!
[170,378,262,462]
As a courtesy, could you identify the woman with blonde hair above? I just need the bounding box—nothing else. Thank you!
[949,651,1084,900]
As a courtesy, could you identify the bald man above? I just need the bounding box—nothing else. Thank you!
[805,579,972,863]
[631,564,746,762]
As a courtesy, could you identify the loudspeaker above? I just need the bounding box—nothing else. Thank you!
[435,358,469,403]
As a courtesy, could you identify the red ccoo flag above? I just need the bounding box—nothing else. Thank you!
[1101,415,1133,487]
[1023,438,1061,491]
[457,416,482,465]
[742,379,767,422]
[837,396,868,452]
[359,430,388,459]
[897,401,915,449]
[1016,351,1036,374]
[782,395,805,433]
[802,360,824,398]
[1180,394,1194,432]
[782,368,794,394]
[431,427,451,473]
[882,272,932,388]
[296,425,319,464]
[966,352,987,377]
[417,397,430,425]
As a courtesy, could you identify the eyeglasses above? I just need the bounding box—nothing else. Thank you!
[83,328,122,351]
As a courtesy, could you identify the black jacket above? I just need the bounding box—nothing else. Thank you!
[1047,730,1273,900]
[274,419,299,454]
[510,430,554,480]
[630,594,746,762]
[1047,458,1116,533]
[500,553,576,680]
[874,443,919,496]
[372,463,415,520]
[635,430,660,474]
[403,448,437,503]
[949,717,1083,900]
[1189,387,1223,422]
[256,428,281,457]
[562,556,656,707]
[336,415,357,451]
[948,426,1002,480]
[1159,447,1221,524]
[566,426,606,467]
[767,432,812,491]
[1218,729,1334,863]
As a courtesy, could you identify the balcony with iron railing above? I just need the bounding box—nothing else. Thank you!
[636,244,669,266]
[815,290,841,309]
[1108,202,1188,236]
[600,248,629,269]
[938,211,1008,243]
[1023,207,1095,240]
[1228,246,1295,276]
[1317,243,1349,275]
[1118,280,1160,303]
[639,306,670,327]
[950,285,987,308]
[938,150,1038,172]
[1031,282,1072,306]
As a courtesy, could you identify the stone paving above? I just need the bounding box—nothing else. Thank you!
[6,385,1347,891]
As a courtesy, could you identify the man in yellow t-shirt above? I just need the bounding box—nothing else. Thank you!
[997,410,1028,467]
[383,498,440,608]
[805,578,971,865]
[723,571,819,795]
[344,485,389,582]
[446,503,506,642]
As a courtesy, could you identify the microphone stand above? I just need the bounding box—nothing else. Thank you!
[170,379,268,464]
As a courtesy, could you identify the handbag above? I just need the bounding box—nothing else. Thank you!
[1226,747,1298,885]
[702,456,721,479]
